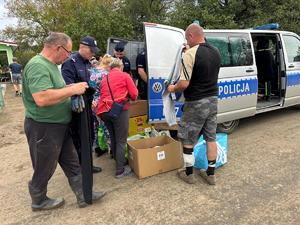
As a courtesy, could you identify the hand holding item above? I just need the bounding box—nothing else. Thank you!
[183,43,190,53]
[92,100,97,110]
[167,84,176,93]
[71,82,88,95]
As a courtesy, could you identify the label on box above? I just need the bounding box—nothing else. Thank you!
[157,151,165,161]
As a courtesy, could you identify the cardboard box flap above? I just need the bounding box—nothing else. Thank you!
[127,135,175,150]
[128,100,148,117]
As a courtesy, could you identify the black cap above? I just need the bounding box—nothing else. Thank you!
[114,42,126,52]
[80,36,100,54]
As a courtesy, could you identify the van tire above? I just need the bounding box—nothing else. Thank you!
[293,104,300,109]
[217,120,239,134]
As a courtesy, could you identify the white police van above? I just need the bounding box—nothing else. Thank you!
[144,23,300,133]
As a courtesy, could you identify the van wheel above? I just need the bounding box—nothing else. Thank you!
[217,120,239,134]
[293,104,300,109]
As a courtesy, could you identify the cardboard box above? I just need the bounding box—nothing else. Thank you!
[128,100,148,118]
[127,135,183,179]
[128,115,152,136]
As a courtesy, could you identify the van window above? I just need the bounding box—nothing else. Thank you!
[283,35,300,62]
[205,33,253,67]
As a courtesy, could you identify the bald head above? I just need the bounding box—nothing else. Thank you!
[185,23,205,47]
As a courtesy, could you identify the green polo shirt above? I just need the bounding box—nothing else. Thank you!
[22,55,71,124]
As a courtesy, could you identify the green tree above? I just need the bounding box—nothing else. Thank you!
[121,0,174,39]
[167,0,299,35]
[2,0,299,63]
[273,0,300,35]
[218,0,299,33]
[2,0,134,53]
[167,0,237,29]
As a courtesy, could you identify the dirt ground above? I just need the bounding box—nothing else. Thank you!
[0,84,299,225]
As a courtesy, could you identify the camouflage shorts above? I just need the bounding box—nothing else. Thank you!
[178,96,218,145]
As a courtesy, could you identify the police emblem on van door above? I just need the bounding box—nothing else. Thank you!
[152,82,162,93]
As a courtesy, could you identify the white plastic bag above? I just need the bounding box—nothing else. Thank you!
[162,46,184,126]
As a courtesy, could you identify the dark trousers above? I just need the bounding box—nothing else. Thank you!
[24,118,81,194]
[102,110,129,171]
[69,94,94,203]
[70,97,94,163]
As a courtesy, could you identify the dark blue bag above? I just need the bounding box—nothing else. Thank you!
[106,74,124,119]
[107,102,124,119]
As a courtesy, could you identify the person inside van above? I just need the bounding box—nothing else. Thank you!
[255,38,276,101]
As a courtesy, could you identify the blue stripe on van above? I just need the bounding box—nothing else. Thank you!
[149,77,258,100]
[218,78,258,99]
[148,77,258,121]
[287,71,300,87]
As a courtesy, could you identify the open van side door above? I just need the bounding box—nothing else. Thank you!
[144,23,185,123]
[206,31,258,123]
[281,33,300,106]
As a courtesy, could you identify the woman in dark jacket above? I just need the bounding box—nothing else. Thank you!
[97,58,138,178]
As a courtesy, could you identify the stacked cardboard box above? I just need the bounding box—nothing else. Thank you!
[128,100,151,136]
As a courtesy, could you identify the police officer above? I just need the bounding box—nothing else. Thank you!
[113,42,131,74]
[61,36,102,174]
[135,49,148,100]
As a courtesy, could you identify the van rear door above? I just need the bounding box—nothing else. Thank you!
[282,33,300,106]
[144,23,185,123]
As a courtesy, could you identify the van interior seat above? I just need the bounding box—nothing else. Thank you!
[255,39,276,84]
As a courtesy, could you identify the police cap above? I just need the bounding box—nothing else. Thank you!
[114,42,126,52]
[80,36,100,54]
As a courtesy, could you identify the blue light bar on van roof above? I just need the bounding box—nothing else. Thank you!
[254,23,280,30]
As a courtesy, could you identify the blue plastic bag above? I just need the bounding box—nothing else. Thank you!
[194,133,228,169]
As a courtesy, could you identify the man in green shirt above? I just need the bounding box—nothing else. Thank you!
[23,32,105,211]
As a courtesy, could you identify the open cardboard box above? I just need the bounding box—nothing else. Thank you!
[127,135,183,179]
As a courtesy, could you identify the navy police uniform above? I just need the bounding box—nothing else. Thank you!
[122,56,131,74]
[62,52,91,84]
[62,36,102,204]
[114,42,131,74]
[135,50,147,100]
[61,51,96,156]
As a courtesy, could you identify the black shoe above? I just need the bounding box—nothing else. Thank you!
[31,197,65,211]
[29,184,65,211]
[92,166,102,173]
[77,191,106,208]
[68,175,105,208]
